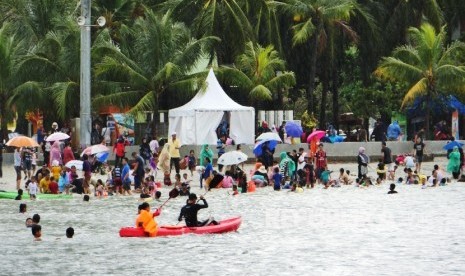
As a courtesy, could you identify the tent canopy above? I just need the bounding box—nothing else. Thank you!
[168,69,255,145]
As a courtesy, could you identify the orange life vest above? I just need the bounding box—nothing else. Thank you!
[135,210,158,237]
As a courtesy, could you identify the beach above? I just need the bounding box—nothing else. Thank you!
[1,157,465,275]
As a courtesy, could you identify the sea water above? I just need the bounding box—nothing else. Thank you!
[1,184,465,275]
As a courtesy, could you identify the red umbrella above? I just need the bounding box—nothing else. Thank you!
[306,130,326,143]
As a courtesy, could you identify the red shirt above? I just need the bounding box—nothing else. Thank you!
[49,181,59,194]
[315,150,327,169]
[114,142,126,157]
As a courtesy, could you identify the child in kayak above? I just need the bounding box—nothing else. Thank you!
[178,193,218,227]
[135,202,160,237]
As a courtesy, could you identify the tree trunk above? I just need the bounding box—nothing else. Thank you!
[319,69,329,129]
[306,33,319,115]
[0,96,7,141]
[425,95,431,140]
[331,65,339,133]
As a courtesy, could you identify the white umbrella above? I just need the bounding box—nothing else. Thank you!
[81,144,109,157]
[65,160,83,170]
[256,132,282,142]
[46,132,70,142]
[218,151,248,165]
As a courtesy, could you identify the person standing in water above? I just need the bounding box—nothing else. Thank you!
[168,132,181,174]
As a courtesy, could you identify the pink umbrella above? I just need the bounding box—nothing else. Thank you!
[81,144,109,157]
[306,130,326,143]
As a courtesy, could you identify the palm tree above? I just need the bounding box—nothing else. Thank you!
[217,41,295,108]
[11,18,111,121]
[92,0,145,44]
[375,23,465,138]
[244,0,284,54]
[0,0,74,42]
[93,11,219,116]
[273,0,359,122]
[160,0,255,64]
[0,24,27,140]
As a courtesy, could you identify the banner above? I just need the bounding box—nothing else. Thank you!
[452,110,459,140]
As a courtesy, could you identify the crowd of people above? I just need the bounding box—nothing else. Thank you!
[5,120,465,240]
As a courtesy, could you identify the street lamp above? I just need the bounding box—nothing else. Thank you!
[78,0,105,149]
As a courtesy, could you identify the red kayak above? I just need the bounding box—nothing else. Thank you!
[119,216,242,237]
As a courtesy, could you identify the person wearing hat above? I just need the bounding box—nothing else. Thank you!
[178,193,218,227]
[168,132,181,174]
[51,122,59,133]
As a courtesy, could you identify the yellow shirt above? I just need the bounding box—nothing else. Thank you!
[39,178,50,193]
[168,139,181,158]
[51,166,61,181]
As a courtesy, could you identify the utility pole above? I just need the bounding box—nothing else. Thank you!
[80,0,92,148]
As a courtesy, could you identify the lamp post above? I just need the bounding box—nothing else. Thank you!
[78,0,105,148]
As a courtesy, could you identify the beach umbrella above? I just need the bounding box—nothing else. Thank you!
[6,136,39,148]
[256,132,282,142]
[46,132,70,142]
[65,160,83,170]
[96,152,110,163]
[285,121,303,138]
[253,139,278,156]
[443,140,464,150]
[329,135,345,143]
[306,130,326,143]
[218,151,248,165]
[81,144,109,156]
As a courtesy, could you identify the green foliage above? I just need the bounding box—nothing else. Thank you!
[93,10,220,115]
[300,110,318,129]
[2,0,465,139]
[217,42,295,104]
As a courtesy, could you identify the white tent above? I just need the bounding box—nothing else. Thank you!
[168,69,255,145]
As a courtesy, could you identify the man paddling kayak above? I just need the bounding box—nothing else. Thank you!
[178,193,218,227]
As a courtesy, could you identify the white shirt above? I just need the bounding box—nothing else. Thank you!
[149,139,159,153]
[297,153,307,171]
[29,182,38,195]
[404,156,415,168]
[101,128,111,144]
[14,151,21,166]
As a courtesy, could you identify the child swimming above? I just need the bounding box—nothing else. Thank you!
[32,224,42,241]
[388,183,398,194]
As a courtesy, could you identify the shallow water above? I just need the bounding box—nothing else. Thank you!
[1,183,465,276]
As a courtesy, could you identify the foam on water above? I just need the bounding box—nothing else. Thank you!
[1,183,465,275]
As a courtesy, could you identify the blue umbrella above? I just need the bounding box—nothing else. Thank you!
[253,139,278,156]
[443,140,464,150]
[96,152,110,163]
[285,121,303,138]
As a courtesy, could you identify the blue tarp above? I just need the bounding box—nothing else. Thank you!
[407,95,465,117]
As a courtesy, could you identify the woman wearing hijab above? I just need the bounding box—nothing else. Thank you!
[199,145,213,188]
[49,141,62,166]
[62,142,74,165]
[279,152,296,179]
[158,144,171,174]
[357,147,370,179]
[447,146,461,179]
[199,145,213,167]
